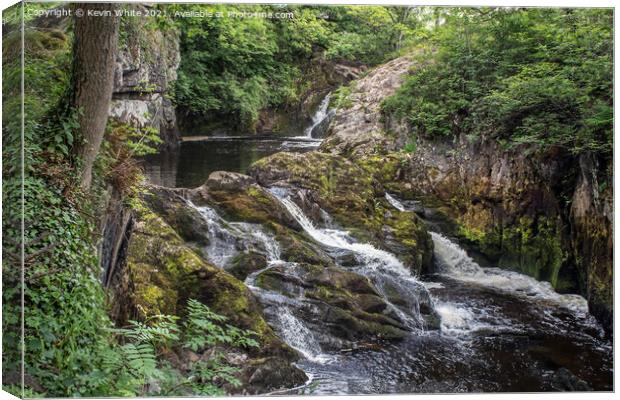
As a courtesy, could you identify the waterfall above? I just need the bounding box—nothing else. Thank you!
[430,232,589,314]
[277,196,411,277]
[271,189,433,329]
[188,200,330,362]
[304,93,332,138]
[188,200,281,269]
[190,202,242,267]
[275,308,330,363]
[430,232,484,276]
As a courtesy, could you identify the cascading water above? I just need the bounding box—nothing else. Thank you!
[430,232,589,315]
[187,199,333,364]
[304,92,332,138]
[385,193,406,212]
[188,200,282,270]
[271,190,433,330]
[187,190,611,393]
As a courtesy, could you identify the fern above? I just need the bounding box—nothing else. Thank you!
[183,299,260,351]
[100,299,260,396]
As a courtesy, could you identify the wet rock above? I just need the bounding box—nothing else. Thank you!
[205,171,256,192]
[106,198,305,393]
[190,174,300,230]
[244,357,308,394]
[276,228,334,266]
[333,251,358,267]
[255,263,409,344]
[550,368,592,391]
[141,185,210,246]
[227,251,268,280]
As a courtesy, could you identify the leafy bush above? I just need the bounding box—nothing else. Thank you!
[106,300,259,396]
[382,8,613,156]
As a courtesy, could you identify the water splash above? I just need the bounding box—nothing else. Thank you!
[188,200,281,269]
[190,202,242,267]
[430,232,589,314]
[270,189,435,329]
[275,308,333,364]
[276,195,410,277]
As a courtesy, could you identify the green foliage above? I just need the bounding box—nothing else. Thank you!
[172,4,424,130]
[186,357,243,396]
[382,8,613,156]
[324,6,422,64]
[403,141,417,153]
[104,300,258,396]
[109,120,164,157]
[183,299,259,351]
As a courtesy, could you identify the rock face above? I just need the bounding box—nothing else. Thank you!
[254,58,364,135]
[403,136,568,286]
[569,154,613,329]
[320,56,414,156]
[319,51,613,332]
[109,4,181,149]
[392,116,613,334]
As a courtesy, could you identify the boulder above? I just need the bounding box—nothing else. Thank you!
[205,171,256,192]
[140,185,210,246]
[255,263,410,344]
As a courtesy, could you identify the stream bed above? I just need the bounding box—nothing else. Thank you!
[143,103,612,393]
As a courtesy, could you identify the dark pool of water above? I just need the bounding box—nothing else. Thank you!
[142,136,320,188]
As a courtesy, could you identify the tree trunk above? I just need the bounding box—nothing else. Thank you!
[70,3,120,190]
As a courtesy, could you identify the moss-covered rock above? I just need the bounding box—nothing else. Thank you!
[190,172,300,230]
[227,251,268,281]
[255,263,409,343]
[140,185,210,246]
[249,151,433,274]
[117,198,306,393]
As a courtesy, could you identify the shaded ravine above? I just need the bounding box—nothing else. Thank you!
[184,190,611,393]
[143,92,611,393]
[143,93,331,188]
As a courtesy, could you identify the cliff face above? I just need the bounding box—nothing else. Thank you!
[321,55,414,156]
[569,154,613,329]
[402,135,613,332]
[319,54,613,332]
[109,5,181,149]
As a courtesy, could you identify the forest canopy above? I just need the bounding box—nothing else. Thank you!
[171,4,426,129]
[382,8,613,157]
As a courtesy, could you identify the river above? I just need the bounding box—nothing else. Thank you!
[143,100,613,393]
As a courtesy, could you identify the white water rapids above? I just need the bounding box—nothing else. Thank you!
[382,192,592,337]
[184,190,610,393]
